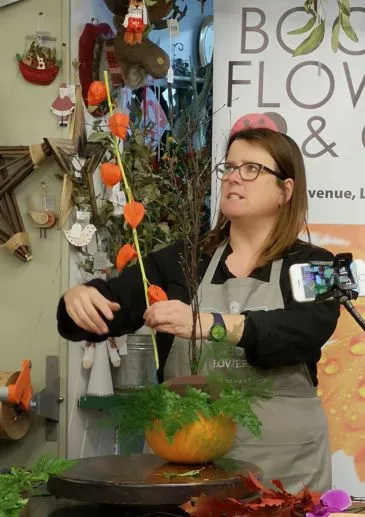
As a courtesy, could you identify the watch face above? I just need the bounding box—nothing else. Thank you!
[211,324,226,341]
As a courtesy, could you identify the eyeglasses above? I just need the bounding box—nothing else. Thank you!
[215,162,286,182]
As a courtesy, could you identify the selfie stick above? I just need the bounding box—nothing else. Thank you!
[315,253,365,332]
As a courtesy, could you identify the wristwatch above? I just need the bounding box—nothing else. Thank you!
[209,313,227,342]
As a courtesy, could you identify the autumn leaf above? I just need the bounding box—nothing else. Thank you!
[240,471,274,497]
[249,498,285,509]
[180,494,245,517]
[271,479,287,493]
[180,473,329,517]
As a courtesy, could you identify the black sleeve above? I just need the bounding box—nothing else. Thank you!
[56,242,183,343]
[239,245,341,370]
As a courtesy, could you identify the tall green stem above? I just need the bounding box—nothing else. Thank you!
[104,70,159,370]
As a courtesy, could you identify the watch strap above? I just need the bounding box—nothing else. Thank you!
[211,312,225,327]
[208,312,227,341]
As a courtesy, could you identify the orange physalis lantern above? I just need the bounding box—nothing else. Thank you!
[100,163,122,187]
[116,244,137,271]
[87,81,107,106]
[109,112,129,140]
[147,285,168,305]
[124,201,145,229]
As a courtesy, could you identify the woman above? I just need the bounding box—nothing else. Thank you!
[57,127,340,492]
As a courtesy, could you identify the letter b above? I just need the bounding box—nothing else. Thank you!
[241,8,269,54]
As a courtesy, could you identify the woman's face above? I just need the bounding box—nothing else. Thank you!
[219,139,293,223]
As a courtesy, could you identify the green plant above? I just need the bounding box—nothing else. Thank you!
[0,455,76,517]
[291,0,358,56]
[98,118,185,262]
[106,367,272,443]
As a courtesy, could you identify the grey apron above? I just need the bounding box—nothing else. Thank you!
[163,243,332,493]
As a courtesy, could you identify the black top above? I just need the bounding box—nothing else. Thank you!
[57,239,340,385]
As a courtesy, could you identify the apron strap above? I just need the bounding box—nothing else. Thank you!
[269,258,283,283]
[201,241,229,285]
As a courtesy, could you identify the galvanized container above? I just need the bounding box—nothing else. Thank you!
[113,333,157,393]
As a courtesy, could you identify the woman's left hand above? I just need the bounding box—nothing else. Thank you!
[143,300,212,339]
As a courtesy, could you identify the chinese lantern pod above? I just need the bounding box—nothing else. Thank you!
[87,81,107,106]
[124,201,145,229]
[148,285,168,304]
[109,112,130,140]
[116,244,137,271]
[100,163,122,187]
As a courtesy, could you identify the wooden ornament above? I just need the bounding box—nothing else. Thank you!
[64,223,97,247]
[0,370,31,440]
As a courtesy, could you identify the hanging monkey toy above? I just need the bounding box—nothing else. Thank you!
[123,0,148,45]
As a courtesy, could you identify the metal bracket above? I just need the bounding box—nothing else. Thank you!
[31,355,63,442]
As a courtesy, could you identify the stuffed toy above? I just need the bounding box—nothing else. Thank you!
[103,0,174,87]
[123,0,148,45]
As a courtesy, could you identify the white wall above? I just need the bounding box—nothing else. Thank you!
[0,0,69,464]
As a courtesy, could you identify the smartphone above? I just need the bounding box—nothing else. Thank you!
[289,259,365,302]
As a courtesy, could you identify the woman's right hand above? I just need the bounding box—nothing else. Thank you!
[64,285,120,335]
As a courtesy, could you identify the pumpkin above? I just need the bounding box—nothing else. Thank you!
[145,413,237,464]
[109,112,129,140]
[100,163,121,187]
[87,81,107,106]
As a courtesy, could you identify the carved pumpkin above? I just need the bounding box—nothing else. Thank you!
[145,413,237,464]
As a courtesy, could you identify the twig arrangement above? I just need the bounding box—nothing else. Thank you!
[161,125,212,374]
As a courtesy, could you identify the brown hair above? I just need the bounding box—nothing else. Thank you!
[204,128,309,266]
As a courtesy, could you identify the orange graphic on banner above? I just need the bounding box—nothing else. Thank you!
[309,224,365,482]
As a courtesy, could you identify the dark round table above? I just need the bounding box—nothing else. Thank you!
[47,453,262,511]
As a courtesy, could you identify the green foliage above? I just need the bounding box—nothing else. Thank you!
[96,119,188,265]
[105,369,272,444]
[290,0,358,56]
[0,456,76,517]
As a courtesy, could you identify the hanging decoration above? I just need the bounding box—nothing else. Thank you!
[28,181,57,239]
[16,13,61,86]
[50,83,76,127]
[100,163,122,187]
[123,0,148,45]
[87,80,107,106]
[63,223,97,248]
[103,0,171,88]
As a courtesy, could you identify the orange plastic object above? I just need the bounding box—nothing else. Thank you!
[7,360,33,412]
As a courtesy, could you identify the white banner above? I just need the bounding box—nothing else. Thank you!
[213,0,365,496]
[212,0,365,226]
